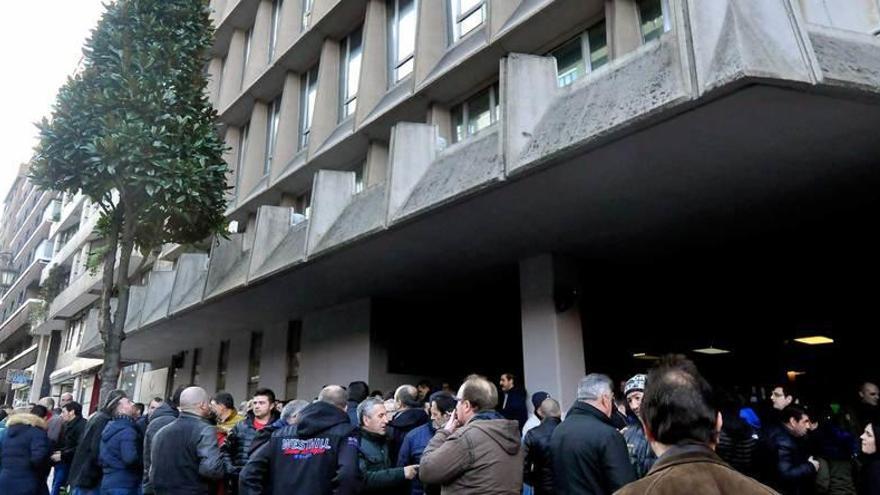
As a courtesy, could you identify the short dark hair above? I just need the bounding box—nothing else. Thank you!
[30,404,49,419]
[347,381,369,403]
[150,397,163,404]
[417,380,432,389]
[62,401,83,417]
[774,383,797,400]
[641,354,718,446]
[213,392,235,410]
[253,388,276,403]
[502,373,515,382]
[430,391,456,414]
[134,403,145,415]
[781,405,808,424]
[170,385,189,407]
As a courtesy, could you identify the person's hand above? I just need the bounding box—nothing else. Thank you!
[809,456,820,471]
[443,410,460,434]
[404,465,418,480]
[50,452,61,463]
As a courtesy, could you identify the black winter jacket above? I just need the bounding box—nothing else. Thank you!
[359,428,407,493]
[523,417,560,494]
[386,408,429,466]
[549,402,636,495]
[59,416,87,465]
[68,410,111,489]
[500,387,528,431]
[150,412,228,495]
[0,413,51,495]
[142,402,178,493]
[762,424,817,495]
[238,401,361,495]
[225,410,280,475]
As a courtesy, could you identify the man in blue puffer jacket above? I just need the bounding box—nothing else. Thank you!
[397,392,457,495]
[99,395,143,495]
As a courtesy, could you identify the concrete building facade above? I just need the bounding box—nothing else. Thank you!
[0,165,60,407]
[40,0,880,410]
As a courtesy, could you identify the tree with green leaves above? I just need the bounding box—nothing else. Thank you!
[30,0,229,402]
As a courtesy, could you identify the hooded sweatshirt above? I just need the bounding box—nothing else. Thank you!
[238,401,361,495]
[419,410,524,494]
[0,413,51,495]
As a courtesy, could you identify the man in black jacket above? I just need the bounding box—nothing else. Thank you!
[499,373,528,431]
[69,389,128,495]
[549,374,635,495]
[150,386,229,495]
[239,385,362,495]
[226,388,279,475]
[142,388,182,494]
[523,397,561,495]
[762,405,819,495]
[386,385,429,465]
[50,401,86,495]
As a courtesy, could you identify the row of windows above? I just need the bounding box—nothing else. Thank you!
[228,0,670,198]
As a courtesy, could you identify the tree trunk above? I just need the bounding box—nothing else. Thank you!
[98,208,129,405]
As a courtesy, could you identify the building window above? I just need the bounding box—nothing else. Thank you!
[264,97,282,176]
[302,0,314,30]
[355,162,365,193]
[269,0,284,61]
[216,340,230,392]
[551,20,608,87]
[450,83,499,143]
[294,190,311,219]
[247,332,263,398]
[637,0,670,44]
[63,316,85,352]
[235,122,250,194]
[449,0,486,42]
[241,28,253,89]
[299,65,319,150]
[388,0,416,84]
[339,27,363,121]
[285,321,301,400]
[190,348,202,386]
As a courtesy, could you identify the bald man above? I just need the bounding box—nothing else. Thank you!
[150,387,229,495]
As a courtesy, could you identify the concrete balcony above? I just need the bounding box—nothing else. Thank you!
[49,192,85,240]
[0,344,38,386]
[48,269,102,321]
[0,299,42,346]
[48,211,100,271]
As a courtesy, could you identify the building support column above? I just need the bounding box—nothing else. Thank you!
[519,254,585,412]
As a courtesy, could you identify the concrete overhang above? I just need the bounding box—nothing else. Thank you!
[85,81,880,362]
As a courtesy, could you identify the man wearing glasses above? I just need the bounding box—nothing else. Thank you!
[419,374,523,494]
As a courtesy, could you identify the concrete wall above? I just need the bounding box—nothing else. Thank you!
[355,0,390,127]
[271,73,303,180]
[258,321,288,397]
[309,39,343,155]
[298,299,373,400]
[219,30,247,109]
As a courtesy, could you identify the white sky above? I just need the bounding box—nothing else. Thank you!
[0,1,108,201]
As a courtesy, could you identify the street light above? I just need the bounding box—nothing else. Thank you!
[0,251,18,294]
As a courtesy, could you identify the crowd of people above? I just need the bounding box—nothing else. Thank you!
[0,359,877,495]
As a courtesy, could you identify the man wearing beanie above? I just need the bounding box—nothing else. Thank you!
[522,392,551,439]
[621,374,656,478]
[69,389,128,495]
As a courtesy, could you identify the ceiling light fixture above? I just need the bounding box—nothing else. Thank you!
[794,336,834,345]
[692,346,730,355]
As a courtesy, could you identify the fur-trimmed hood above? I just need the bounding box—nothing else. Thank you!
[6,413,48,430]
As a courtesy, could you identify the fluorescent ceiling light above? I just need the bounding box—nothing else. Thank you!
[632,353,659,360]
[794,336,834,345]
[692,347,730,355]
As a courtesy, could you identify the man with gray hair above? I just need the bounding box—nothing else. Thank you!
[239,385,361,494]
[549,374,635,494]
[357,397,418,493]
[150,386,228,495]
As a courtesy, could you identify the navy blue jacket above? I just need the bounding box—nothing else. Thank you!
[0,414,51,495]
[499,387,528,431]
[397,422,437,495]
[238,401,361,495]
[386,408,429,466]
[762,424,816,495]
[100,416,143,491]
